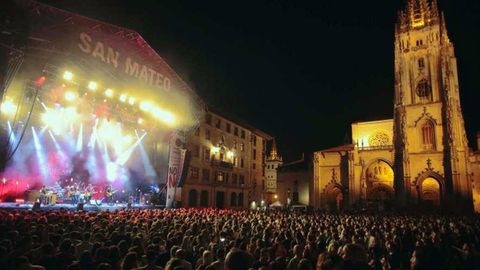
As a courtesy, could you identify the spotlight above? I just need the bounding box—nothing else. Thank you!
[1,99,17,115]
[139,101,152,111]
[64,91,76,101]
[63,71,73,81]
[137,118,144,125]
[105,88,114,98]
[152,107,175,125]
[119,94,127,103]
[128,97,136,105]
[88,81,98,91]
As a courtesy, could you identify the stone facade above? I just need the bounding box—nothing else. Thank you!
[182,107,271,209]
[313,0,476,212]
[277,155,312,207]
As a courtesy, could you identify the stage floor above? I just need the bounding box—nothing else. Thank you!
[0,202,156,212]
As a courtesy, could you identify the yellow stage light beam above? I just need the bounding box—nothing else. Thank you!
[119,94,127,103]
[105,88,114,98]
[152,107,176,125]
[63,71,73,81]
[64,91,76,101]
[88,81,98,91]
[128,97,136,105]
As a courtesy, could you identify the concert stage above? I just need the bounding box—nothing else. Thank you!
[0,202,158,212]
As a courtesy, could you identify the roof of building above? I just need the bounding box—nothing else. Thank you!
[206,105,273,140]
[317,144,355,153]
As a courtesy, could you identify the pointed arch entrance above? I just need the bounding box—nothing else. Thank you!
[324,184,344,212]
[416,174,443,209]
[365,159,394,210]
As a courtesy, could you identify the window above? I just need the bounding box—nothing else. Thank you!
[195,128,200,136]
[240,143,244,151]
[418,58,425,69]
[421,121,435,150]
[200,191,209,207]
[251,135,257,146]
[190,167,199,179]
[233,140,237,149]
[192,145,200,158]
[215,118,221,129]
[205,129,211,140]
[253,149,256,160]
[225,173,230,183]
[226,123,231,133]
[205,114,212,125]
[253,163,256,170]
[416,79,432,101]
[202,169,210,182]
[239,175,245,185]
[241,130,245,139]
[204,148,211,161]
[216,171,224,182]
[234,127,239,136]
[232,174,238,184]
[240,158,244,168]
[416,39,423,46]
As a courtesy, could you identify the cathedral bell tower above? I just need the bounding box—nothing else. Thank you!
[393,0,472,211]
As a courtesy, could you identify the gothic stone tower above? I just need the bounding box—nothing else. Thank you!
[265,139,283,196]
[393,0,472,211]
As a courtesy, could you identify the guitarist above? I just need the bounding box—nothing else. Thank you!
[105,185,115,205]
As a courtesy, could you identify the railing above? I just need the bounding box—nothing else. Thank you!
[358,145,393,151]
[211,159,234,170]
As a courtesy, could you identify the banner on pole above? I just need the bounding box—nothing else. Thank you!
[166,132,186,209]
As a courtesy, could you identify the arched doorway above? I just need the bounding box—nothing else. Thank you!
[325,185,344,212]
[419,177,441,208]
[366,159,394,210]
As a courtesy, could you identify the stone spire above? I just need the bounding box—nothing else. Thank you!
[268,138,282,161]
[398,0,440,32]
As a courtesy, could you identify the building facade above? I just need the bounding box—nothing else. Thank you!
[277,154,312,207]
[313,0,476,212]
[182,107,272,209]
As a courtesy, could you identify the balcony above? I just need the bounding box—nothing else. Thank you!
[211,159,234,170]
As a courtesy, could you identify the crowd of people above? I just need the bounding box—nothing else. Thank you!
[0,208,479,270]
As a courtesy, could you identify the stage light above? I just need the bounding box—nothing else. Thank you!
[123,135,133,144]
[105,88,114,98]
[152,108,175,125]
[119,94,127,102]
[128,97,136,105]
[139,101,152,111]
[137,118,144,125]
[64,91,76,101]
[63,71,73,81]
[211,146,220,154]
[88,81,98,91]
[1,99,17,115]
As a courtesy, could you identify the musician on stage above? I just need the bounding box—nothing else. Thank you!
[84,184,94,204]
[71,185,80,205]
[39,185,49,205]
[105,185,114,205]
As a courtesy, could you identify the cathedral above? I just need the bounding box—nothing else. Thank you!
[313,0,480,213]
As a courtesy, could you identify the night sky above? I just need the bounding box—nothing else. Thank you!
[38,0,480,161]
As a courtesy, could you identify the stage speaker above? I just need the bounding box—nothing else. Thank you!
[76,203,84,211]
[32,202,41,211]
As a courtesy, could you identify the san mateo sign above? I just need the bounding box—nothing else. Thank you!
[77,32,172,91]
